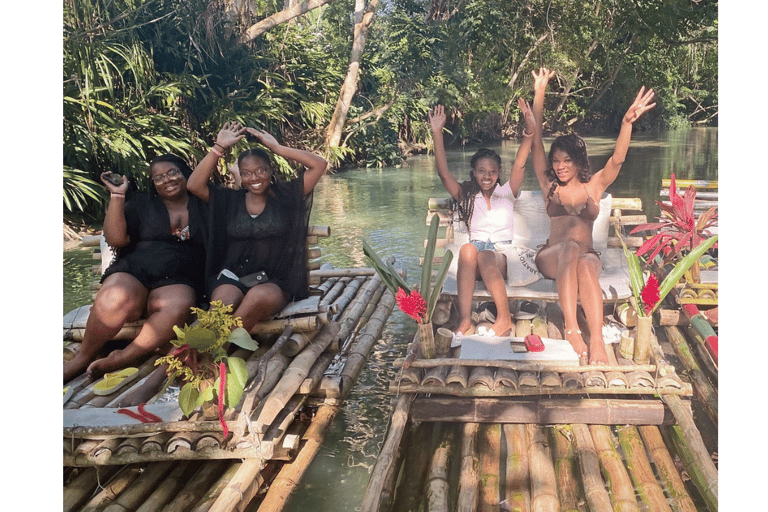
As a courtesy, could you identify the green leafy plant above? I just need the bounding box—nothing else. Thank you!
[363,214,453,323]
[156,300,258,435]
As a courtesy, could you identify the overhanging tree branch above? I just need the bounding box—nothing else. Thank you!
[240,0,338,42]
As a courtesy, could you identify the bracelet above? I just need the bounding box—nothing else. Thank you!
[110,193,125,199]
[210,146,224,158]
[213,142,225,150]
[522,130,534,137]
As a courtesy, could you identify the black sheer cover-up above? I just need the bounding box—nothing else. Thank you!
[102,193,208,300]
[204,171,313,302]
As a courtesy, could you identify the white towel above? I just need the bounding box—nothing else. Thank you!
[457,334,580,364]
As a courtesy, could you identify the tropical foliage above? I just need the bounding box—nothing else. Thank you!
[64,0,718,223]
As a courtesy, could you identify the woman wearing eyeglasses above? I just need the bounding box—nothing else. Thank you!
[64,154,208,382]
[187,121,328,331]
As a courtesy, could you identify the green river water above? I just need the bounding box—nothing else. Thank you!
[62,128,717,511]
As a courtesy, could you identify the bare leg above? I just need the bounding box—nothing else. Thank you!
[576,254,608,365]
[536,241,588,358]
[211,283,246,312]
[476,251,512,336]
[87,284,196,377]
[455,244,479,334]
[64,273,147,382]
[235,283,289,332]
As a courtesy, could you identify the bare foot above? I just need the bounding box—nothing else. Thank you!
[490,319,513,337]
[454,318,473,336]
[565,329,588,359]
[87,349,128,380]
[64,354,91,383]
[588,339,609,365]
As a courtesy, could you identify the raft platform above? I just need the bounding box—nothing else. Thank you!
[63,227,399,512]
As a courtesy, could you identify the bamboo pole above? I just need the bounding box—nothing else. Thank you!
[502,424,530,512]
[637,426,698,512]
[589,425,638,512]
[478,423,501,512]
[256,284,396,511]
[206,459,265,512]
[426,423,457,512]
[132,462,193,512]
[662,395,718,511]
[189,462,245,512]
[393,357,656,373]
[616,426,673,512]
[253,322,341,434]
[393,421,434,512]
[160,461,232,512]
[571,424,612,512]
[78,465,144,512]
[64,466,120,512]
[549,426,580,512]
[527,424,559,512]
[361,394,413,512]
[281,330,319,357]
[664,325,718,424]
[457,422,480,512]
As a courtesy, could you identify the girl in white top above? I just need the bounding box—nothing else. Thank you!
[429,100,536,336]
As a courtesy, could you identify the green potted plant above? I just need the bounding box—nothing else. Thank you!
[156,300,258,436]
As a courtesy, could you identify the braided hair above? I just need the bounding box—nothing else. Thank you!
[452,148,502,236]
[544,134,592,200]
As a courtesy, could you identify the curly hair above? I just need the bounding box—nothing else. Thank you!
[545,134,592,200]
[452,148,502,236]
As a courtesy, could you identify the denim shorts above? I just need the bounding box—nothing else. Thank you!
[470,240,513,252]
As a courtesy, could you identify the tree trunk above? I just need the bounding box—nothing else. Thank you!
[324,0,380,149]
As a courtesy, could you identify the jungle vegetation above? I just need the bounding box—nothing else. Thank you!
[63,0,717,225]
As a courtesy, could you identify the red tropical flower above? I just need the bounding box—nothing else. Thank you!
[640,273,661,316]
[396,288,427,322]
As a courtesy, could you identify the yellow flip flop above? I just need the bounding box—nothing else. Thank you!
[93,367,140,396]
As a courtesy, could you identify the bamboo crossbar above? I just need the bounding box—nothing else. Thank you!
[393,357,657,374]
[390,382,692,397]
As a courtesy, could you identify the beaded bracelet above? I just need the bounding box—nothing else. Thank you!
[210,146,224,158]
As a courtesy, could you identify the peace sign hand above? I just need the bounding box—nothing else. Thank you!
[518,98,535,133]
[623,87,656,124]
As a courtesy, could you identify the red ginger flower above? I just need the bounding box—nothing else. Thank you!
[640,273,660,316]
[396,288,427,322]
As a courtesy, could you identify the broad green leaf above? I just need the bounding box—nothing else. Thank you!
[225,357,248,407]
[196,383,216,406]
[182,326,218,351]
[652,235,718,314]
[179,382,200,417]
[228,327,259,351]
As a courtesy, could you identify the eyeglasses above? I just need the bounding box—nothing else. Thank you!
[152,168,182,184]
[240,168,272,179]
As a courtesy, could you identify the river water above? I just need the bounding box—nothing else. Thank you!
[62,128,717,511]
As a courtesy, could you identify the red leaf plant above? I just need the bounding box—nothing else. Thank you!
[640,273,661,316]
[631,174,717,266]
[396,288,428,323]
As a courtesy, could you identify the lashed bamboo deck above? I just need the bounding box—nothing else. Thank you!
[361,191,718,511]
[64,230,400,511]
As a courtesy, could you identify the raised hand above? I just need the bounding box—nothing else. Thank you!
[623,87,656,124]
[428,105,446,133]
[214,121,247,149]
[532,67,556,93]
[518,98,535,133]
[244,127,280,151]
[100,172,129,195]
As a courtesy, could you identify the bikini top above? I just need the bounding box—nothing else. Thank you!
[546,185,600,222]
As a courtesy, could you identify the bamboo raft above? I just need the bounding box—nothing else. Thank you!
[63,228,401,511]
[360,192,718,511]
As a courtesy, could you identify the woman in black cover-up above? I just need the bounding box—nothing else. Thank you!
[187,122,327,331]
[63,155,207,382]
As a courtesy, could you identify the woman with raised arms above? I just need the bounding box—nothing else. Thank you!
[429,99,536,337]
[530,68,655,364]
[187,121,327,331]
